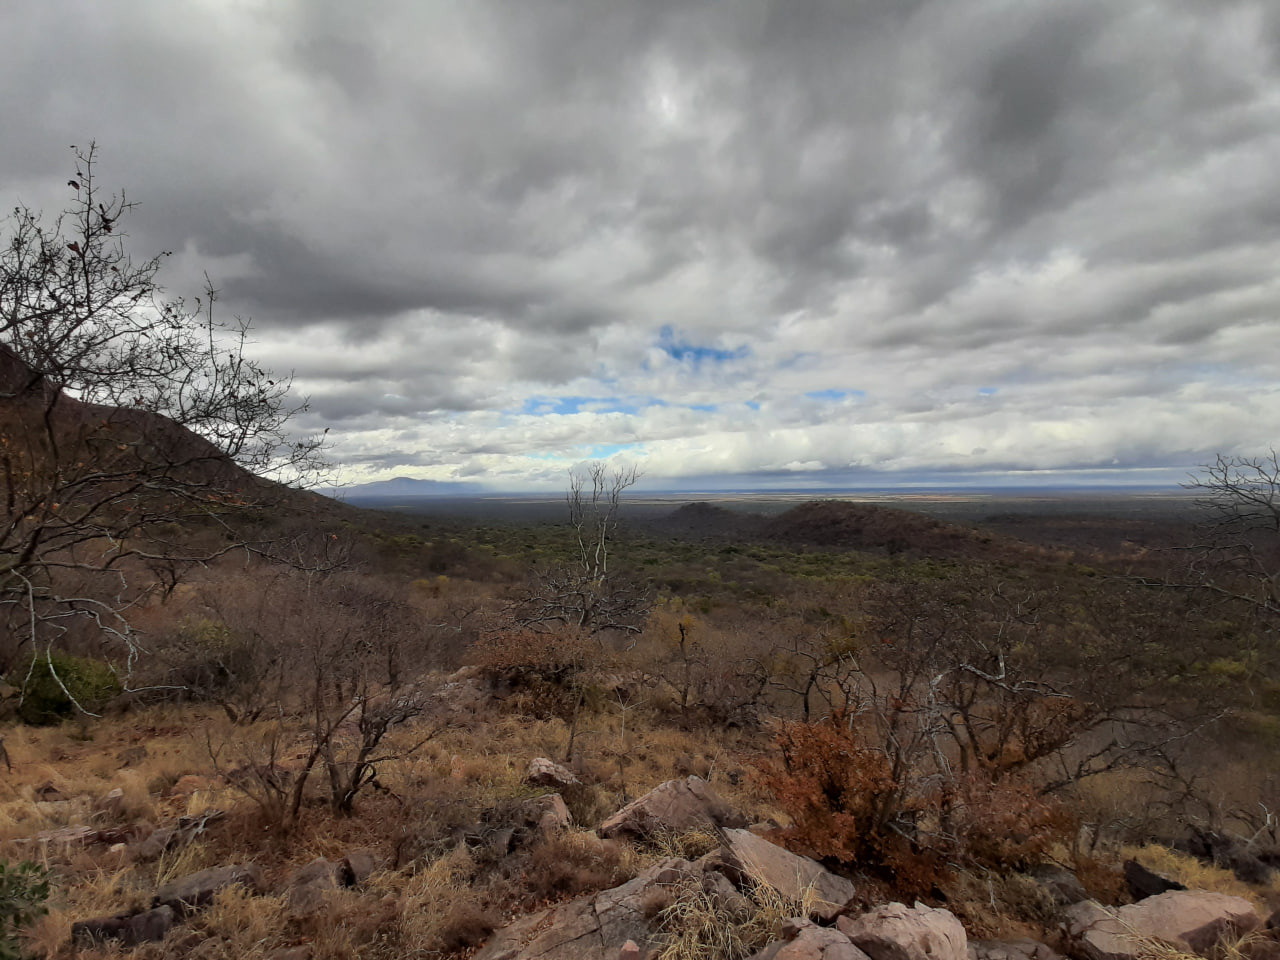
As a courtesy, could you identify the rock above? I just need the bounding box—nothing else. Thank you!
[34,780,64,801]
[752,923,871,960]
[98,787,127,819]
[522,793,573,834]
[131,810,225,862]
[29,824,101,846]
[722,828,855,922]
[1122,860,1186,901]
[598,776,748,841]
[527,757,581,789]
[153,863,264,916]
[1026,865,1088,907]
[72,906,175,946]
[286,859,343,919]
[476,857,701,960]
[837,902,967,960]
[969,940,1063,960]
[619,941,641,960]
[343,848,383,885]
[1063,892,1260,960]
[702,870,753,924]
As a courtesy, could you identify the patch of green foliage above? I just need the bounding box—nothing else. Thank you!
[14,652,121,725]
[0,860,48,960]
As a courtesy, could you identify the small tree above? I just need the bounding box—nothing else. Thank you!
[0,144,324,694]
[508,463,650,639]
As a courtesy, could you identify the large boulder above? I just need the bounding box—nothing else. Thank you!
[597,776,748,841]
[1063,892,1260,960]
[721,828,855,922]
[837,902,967,960]
[153,864,264,916]
[476,857,701,960]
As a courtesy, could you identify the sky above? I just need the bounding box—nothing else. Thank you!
[2,1,1279,491]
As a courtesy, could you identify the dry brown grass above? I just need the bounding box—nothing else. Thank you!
[1124,844,1280,912]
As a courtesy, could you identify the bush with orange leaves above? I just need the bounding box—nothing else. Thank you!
[758,712,1071,896]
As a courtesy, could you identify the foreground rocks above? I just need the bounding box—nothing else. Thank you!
[1063,891,1260,960]
[721,828,855,922]
[837,902,967,960]
[596,776,749,840]
[154,863,265,916]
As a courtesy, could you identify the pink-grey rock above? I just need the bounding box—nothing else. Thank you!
[598,776,748,841]
[527,757,581,789]
[751,923,871,960]
[722,828,855,922]
[837,902,967,960]
[343,848,383,884]
[1063,893,1260,960]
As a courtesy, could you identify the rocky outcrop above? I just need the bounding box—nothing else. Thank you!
[837,902,967,960]
[1063,892,1260,960]
[597,777,748,841]
[721,828,855,922]
[153,864,264,917]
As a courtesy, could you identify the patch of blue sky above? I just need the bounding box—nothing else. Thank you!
[745,400,761,411]
[520,395,651,416]
[686,403,718,412]
[978,387,998,396]
[656,325,749,368]
[585,442,642,458]
[805,389,865,401]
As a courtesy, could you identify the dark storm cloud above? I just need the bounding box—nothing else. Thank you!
[2,0,1278,486]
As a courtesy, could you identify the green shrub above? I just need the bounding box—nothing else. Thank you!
[0,860,49,960]
[14,652,121,725]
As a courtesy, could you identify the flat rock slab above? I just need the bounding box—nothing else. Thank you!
[154,863,264,916]
[837,902,967,960]
[598,776,748,841]
[752,919,873,960]
[1064,892,1260,960]
[722,828,855,922]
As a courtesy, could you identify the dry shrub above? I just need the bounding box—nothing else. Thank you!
[758,714,1071,897]
[398,847,492,955]
[656,873,817,960]
[469,627,601,719]
[524,830,636,902]
[186,885,286,960]
[942,776,1074,871]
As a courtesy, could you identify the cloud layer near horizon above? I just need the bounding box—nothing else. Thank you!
[3,1,1279,489]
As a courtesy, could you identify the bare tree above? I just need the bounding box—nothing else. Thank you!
[508,463,650,638]
[0,143,325,696]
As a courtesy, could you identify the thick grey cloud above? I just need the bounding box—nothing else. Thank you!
[2,0,1278,488]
